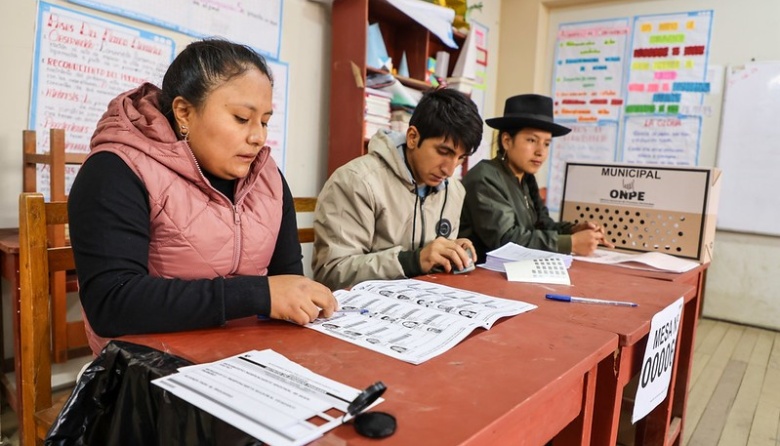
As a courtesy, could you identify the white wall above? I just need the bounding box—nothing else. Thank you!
[497,0,780,330]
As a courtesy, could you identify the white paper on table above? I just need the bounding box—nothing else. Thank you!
[505,257,572,285]
[574,249,700,273]
[480,242,573,272]
[307,279,536,364]
[153,350,381,446]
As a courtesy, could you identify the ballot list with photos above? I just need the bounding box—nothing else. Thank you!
[306,279,536,364]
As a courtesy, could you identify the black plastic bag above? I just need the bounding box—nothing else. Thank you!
[46,340,261,445]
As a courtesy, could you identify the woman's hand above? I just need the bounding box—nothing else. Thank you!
[268,275,337,324]
[419,237,476,273]
[572,220,614,250]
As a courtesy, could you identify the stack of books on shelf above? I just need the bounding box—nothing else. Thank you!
[390,108,412,134]
[364,88,392,139]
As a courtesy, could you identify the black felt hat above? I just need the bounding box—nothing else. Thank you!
[485,94,571,137]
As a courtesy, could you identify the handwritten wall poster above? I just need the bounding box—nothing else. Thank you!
[545,123,619,212]
[466,20,493,166]
[547,19,628,212]
[622,116,701,165]
[30,2,174,198]
[552,18,630,123]
[621,10,713,164]
[266,59,289,173]
[69,0,282,59]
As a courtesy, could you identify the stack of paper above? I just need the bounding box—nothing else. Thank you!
[574,249,700,273]
[378,79,421,107]
[505,257,571,285]
[481,242,573,273]
[364,88,391,138]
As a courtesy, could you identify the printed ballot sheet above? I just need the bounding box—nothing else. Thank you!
[307,279,536,364]
[574,248,700,273]
[481,242,573,272]
[153,350,379,446]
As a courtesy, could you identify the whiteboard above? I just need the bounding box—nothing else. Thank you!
[715,62,780,236]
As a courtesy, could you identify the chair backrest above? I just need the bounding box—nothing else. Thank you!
[18,192,75,445]
[294,197,317,244]
[23,129,89,364]
[22,129,88,201]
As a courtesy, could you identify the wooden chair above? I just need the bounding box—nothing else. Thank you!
[293,197,317,244]
[18,193,76,445]
[22,129,89,363]
[22,129,88,201]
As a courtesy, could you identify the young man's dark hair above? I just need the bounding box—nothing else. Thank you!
[409,88,483,157]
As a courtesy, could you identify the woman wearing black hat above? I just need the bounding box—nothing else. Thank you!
[460,94,611,263]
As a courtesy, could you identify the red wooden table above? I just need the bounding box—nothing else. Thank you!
[420,264,698,446]
[125,311,618,445]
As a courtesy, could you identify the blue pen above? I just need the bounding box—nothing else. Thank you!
[545,294,638,307]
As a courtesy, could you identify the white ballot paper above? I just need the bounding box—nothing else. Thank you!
[481,242,573,272]
[307,279,536,364]
[574,248,700,273]
[505,257,572,285]
[153,349,380,446]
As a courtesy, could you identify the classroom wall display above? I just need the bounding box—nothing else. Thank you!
[715,62,780,236]
[560,162,721,263]
[546,123,619,212]
[29,1,175,199]
[69,0,282,59]
[552,18,630,123]
[464,20,493,167]
[622,116,700,165]
[547,11,714,213]
[266,59,289,173]
[547,18,630,212]
[621,10,713,164]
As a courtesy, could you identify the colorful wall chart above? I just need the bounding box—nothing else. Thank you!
[622,10,713,164]
[466,20,493,166]
[553,18,629,123]
[547,18,629,212]
[69,0,282,59]
[30,2,175,198]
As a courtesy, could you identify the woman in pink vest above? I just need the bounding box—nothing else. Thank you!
[69,39,337,354]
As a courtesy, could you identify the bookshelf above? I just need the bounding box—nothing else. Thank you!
[327,0,465,175]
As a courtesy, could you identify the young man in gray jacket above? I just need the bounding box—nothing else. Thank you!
[313,88,483,290]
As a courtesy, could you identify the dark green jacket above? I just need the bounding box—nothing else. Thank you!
[460,158,574,262]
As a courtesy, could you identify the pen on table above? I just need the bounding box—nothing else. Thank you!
[545,294,638,307]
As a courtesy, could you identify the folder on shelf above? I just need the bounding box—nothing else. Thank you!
[367,23,392,71]
[451,26,478,80]
[387,0,458,49]
[399,51,410,77]
[379,79,420,108]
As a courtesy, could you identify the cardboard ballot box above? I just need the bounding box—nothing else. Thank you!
[560,162,721,263]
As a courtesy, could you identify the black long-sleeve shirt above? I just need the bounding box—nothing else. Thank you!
[68,152,303,337]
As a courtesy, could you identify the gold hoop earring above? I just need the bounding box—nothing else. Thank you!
[179,125,189,142]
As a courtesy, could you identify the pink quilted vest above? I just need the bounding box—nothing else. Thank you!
[82,84,283,354]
